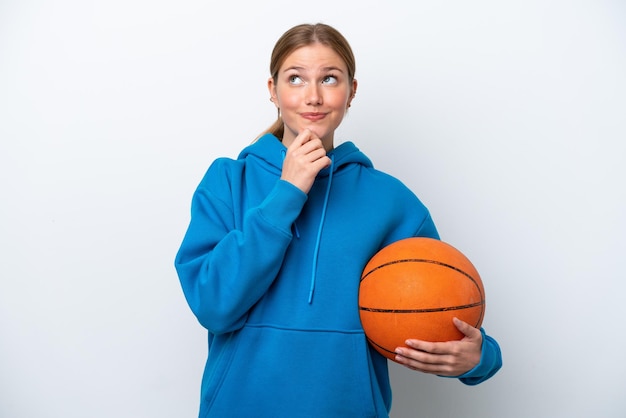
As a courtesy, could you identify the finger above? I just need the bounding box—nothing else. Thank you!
[393,350,449,374]
[287,132,326,160]
[403,339,447,355]
[395,346,447,366]
[291,128,318,147]
[302,153,331,173]
[298,139,326,158]
[453,317,481,339]
[313,155,332,170]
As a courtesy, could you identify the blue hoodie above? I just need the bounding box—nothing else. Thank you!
[175,134,502,417]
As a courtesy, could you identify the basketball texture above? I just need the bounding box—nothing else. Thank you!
[359,237,485,362]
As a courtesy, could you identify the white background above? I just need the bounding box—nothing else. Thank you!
[1,1,625,417]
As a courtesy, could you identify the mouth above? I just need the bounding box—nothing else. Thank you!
[300,112,327,122]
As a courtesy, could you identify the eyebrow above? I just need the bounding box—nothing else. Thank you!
[282,66,345,73]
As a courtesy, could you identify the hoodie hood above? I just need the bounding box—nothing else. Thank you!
[238,133,373,303]
[238,133,374,176]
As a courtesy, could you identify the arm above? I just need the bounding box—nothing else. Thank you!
[175,171,307,334]
[175,130,329,335]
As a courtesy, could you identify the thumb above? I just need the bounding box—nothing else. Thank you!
[453,317,481,340]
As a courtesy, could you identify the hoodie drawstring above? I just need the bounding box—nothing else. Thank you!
[281,147,334,304]
[308,155,334,304]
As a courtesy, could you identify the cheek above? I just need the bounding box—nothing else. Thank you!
[330,90,351,108]
[277,91,300,109]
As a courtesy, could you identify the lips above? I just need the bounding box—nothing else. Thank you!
[301,112,327,121]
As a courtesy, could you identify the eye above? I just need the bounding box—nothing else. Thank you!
[288,75,304,85]
[322,75,338,85]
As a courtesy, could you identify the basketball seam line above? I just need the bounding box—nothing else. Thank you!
[359,300,484,313]
[361,258,485,300]
[367,338,396,356]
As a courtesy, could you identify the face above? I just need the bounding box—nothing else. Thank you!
[268,43,357,149]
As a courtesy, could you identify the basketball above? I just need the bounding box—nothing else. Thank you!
[359,237,485,362]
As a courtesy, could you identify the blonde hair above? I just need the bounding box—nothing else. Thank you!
[257,23,356,141]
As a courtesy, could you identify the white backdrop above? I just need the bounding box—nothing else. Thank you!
[1,1,625,417]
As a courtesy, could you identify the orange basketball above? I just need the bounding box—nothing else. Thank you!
[359,237,485,362]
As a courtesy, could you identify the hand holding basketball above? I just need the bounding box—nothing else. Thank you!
[393,317,482,376]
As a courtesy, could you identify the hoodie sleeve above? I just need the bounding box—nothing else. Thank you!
[174,161,307,334]
[441,328,502,385]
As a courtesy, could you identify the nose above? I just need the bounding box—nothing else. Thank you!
[305,84,322,106]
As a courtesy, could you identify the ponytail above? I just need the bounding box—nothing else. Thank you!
[255,111,284,142]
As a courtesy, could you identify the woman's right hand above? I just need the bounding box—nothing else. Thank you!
[280,129,331,194]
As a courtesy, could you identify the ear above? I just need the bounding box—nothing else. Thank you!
[267,77,278,107]
[347,78,358,108]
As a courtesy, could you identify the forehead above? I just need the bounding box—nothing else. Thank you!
[280,43,347,72]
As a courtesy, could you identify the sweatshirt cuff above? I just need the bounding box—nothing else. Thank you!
[257,180,307,234]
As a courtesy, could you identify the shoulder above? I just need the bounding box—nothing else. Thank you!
[366,167,432,220]
[203,156,241,178]
[194,156,245,197]
[365,166,419,198]
[208,156,242,173]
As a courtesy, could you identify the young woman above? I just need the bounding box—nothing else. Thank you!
[175,23,502,418]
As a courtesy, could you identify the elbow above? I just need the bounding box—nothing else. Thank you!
[189,297,247,335]
[176,258,248,334]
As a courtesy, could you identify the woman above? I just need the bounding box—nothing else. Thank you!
[175,22,502,417]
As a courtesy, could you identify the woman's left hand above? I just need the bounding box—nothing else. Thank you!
[393,317,482,376]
